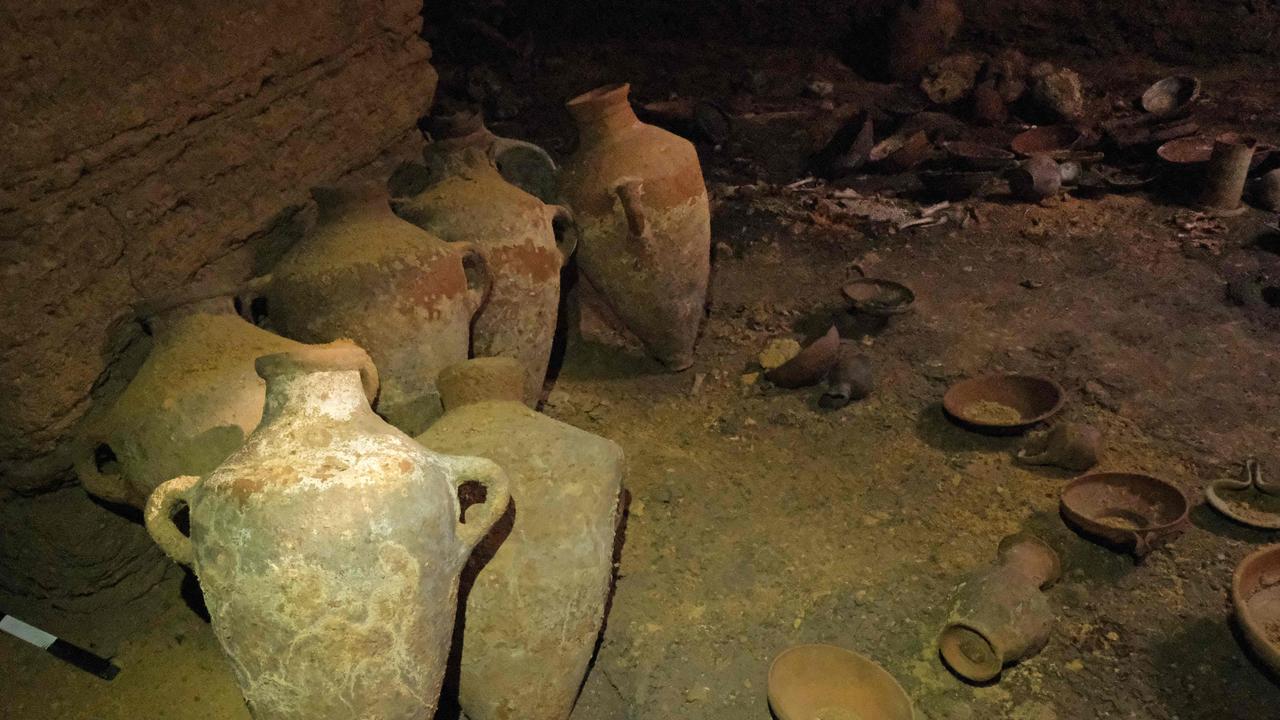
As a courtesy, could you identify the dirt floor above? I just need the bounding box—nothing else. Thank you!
[5,41,1280,720]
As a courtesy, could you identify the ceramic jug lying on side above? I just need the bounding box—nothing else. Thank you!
[260,181,489,436]
[416,357,624,720]
[395,113,576,403]
[559,83,711,371]
[937,533,1060,683]
[73,294,374,508]
[144,343,510,720]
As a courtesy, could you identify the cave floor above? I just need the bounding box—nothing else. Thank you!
[5,43,1280,720]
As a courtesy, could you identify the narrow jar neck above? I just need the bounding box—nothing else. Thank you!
[312,184,391,223]
[568,85,640,143]
[424,137,498,179]
[261,369,371,424]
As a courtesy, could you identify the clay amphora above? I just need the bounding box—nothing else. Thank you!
[73,295,375,508]
[144,343,510,720]
[394,117,575,403]
[937,533,1060,682]
[560,83,710,371]
[415,357,623,720]
[263,182,489,435]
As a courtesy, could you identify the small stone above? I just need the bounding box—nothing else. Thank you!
[805,79,835,98]
[1029,62,1085,120]
[739,372,760,386]
[758,338,802,370]
[1105,631,1120,642]
[685,686,711,703]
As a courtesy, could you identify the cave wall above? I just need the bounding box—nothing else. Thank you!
[427,0,1277,61]
[1,0,437,493]
[0,0,436,608]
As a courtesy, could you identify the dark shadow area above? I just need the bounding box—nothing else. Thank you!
[913,401,1022,455]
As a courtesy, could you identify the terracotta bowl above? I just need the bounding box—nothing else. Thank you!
[768,644,915,720]
[1159,135,1270,171]
[766,326,840,388]
[943,141,1017,170]
[842,279,915,316]
[1060,473,1190,559]
[1232,545,1280,678]
[1141,75,1201,117]
[942,374,1065,434]
[870,131,932,173]
[1011,126,1083,159]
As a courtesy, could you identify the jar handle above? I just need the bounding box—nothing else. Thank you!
[548,204,578,266]
[144,475,200,566]
[614,178,653,255]
[452,241,493,317]
[446,456,511,557]
[491,137,559,202]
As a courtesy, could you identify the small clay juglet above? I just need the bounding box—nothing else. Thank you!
[1016,422,1102,471]
[820,343,873,410]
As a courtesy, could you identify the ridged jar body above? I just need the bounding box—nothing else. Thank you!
[559,84,710,370]
[395,143,567,403]
[144,346,509,720]
[73,297,310,508]
[266,185,484,435]
[416,358,624,720]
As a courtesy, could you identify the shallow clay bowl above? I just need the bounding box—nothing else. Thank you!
[942,374,1065,435]
[943,141,1017,170]
[1060,473,1190,559]
[842,278,915,316]
[766,326,840,389]
[1159,135,1269,171]
[1011,125,1083,159]
[1141,75,1201,117]
[1232,544,1280,678]
[768,644,915,720]
[870,131,932,173]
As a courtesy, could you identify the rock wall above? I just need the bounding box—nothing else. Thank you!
[1,0,437,493]
[0,0,436,605]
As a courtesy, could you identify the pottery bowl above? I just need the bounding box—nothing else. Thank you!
[943,141,1017,170]
[1141,75,1201,117]
[1158,134,1269,171]
[842,279,915,317]
[766,326,840,388]
[768,644,915,720]
[1232,544,1280,678]
[942,374,1065,434]
[870,131,932,173]
[1011,126,1083,159]
[1060,473,1190,558]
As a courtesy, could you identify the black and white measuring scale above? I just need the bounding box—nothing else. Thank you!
[0,610,120,680]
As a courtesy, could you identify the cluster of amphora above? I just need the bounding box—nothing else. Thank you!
[72,82,710,720]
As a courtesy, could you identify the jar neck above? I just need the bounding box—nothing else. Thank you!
[567,84,640,143]
[423,137,498,179]
[261,369,371,424]
[312,183,390,223]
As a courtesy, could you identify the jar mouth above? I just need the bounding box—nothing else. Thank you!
[565,83,632,117]
[255,341,380,402]
[310,182,388,211]
[428,110,487,141]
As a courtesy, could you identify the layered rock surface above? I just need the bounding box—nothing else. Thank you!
[0,0,437,602]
